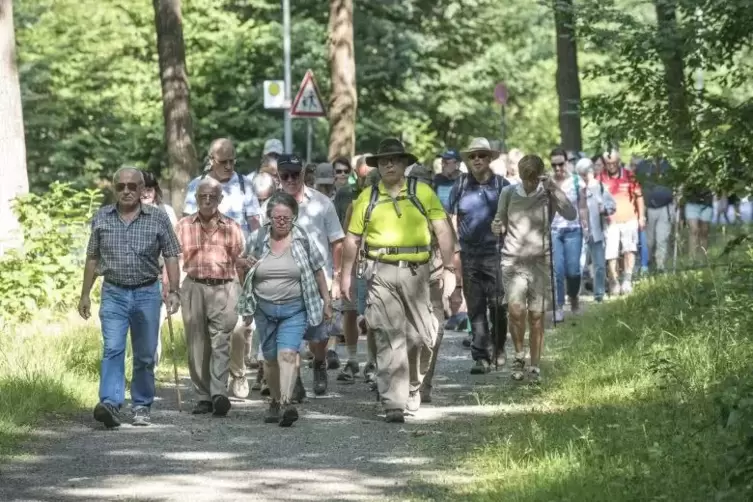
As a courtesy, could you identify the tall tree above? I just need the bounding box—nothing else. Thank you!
[0,0,29,255]
[553,0,583,152]
[327,0,357,160]
[153,0,197,213]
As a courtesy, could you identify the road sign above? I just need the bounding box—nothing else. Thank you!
[494,82,509,106]
[290,70,327,118]
[264,80,286,109]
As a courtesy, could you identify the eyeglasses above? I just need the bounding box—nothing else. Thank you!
[551,161,566,168]
[377,157,399,168]
[335,169,350,175]
[212,157,236,167]
[271,215,293,224]
[115,182,140,192]
[279,172,301,182]
[198,194,219,201]
[468,153,489,161]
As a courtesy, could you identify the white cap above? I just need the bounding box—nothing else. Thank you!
[262,138,284,156]
[314,163,335,185]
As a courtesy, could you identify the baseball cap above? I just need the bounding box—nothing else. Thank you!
[277,154,303,171]
[440,149,461,161]
[314,162,335,185]
[263,138,284,156]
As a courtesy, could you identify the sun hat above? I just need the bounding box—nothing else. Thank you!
[460,137,501,161]
[365,138,418,168]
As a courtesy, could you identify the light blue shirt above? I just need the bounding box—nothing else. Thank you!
[183,172,260,238]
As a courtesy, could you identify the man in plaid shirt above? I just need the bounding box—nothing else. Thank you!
[78,167,181,428]
[175,177,245,417]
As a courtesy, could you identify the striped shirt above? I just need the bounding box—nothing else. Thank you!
[174,212,245,280]
[183,172,260,237]
[237,223,326,326]
[86,203,181,286]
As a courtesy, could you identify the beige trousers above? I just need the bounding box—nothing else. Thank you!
[181,278,239,401]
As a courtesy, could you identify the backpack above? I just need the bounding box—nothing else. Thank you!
[451,173,508,215]
[201,171,249,222]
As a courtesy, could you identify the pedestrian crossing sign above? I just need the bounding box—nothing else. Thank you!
[290,70,327,118]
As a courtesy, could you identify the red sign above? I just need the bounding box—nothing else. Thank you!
[290,70,327,118]
[494,82,509,106]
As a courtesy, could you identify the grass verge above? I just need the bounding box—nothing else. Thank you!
[408,255,753,501]
[0,312,187,460]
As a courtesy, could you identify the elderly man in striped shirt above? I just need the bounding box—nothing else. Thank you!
[175,177,246,416]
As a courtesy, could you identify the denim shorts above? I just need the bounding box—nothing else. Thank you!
[254,297,308,360]
[303,320,329,343]
[685,203,713,223]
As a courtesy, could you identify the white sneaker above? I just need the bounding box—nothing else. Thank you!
[554,308,565,323]
[229,375,249,399]
[621,280,633,295]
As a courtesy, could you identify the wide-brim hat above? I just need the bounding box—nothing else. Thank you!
[460,137,501,161]
[365,138,418,168]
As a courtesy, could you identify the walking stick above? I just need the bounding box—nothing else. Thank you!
[546,191,557,328]
[165,311,183,412]
[672,203,680,273]
[494,235,503,372]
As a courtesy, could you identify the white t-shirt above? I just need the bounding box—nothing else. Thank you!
[551,176,581,231]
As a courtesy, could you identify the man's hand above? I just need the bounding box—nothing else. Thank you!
[441,268,457,300]
[161,276,170,302]
[449,287,463,312]
[323,300,333,322]
[340,273,353,303]
[166,291,180,315]
[78,295,91,320]
[331,274,342,301]
[541,176,558,192]
[491,219,504,235]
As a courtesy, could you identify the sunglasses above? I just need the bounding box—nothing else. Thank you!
[115,182,140,192]
[551,161,566,168]
[335,169,350,175]
[468,153,489,161]
[279,172,301,182]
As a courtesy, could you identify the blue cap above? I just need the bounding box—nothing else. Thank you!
[440,149,461,161]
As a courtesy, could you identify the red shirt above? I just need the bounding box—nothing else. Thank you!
[175,212,244,280]
[598,167,642,224]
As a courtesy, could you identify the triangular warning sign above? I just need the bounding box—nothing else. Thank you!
[290,70,327,118]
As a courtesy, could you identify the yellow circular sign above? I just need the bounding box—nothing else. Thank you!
[268,82,281,96]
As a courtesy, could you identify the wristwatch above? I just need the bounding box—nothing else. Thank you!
[444,265,456,273]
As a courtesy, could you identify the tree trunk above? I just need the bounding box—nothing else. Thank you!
[0,0,29,256]
[654,0,693,156]
[327,0,357,161]
[153,0,197,214]
[553,0,583,152]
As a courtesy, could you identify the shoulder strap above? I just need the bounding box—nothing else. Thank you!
[406,177,428,219]
[238,173,246,194]
[453,173,468,213]
[363,182,381,229]
[573,174,580,203]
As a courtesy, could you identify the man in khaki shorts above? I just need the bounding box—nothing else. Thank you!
[491,155,576,384]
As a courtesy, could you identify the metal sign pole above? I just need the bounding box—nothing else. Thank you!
[282,0,293,153]
[500,104,507,153]
[306,120,313,164]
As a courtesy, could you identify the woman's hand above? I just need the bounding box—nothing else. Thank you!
[323,299,333,322]
[236,255,258,270]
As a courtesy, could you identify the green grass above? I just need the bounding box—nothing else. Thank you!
[0,312,187,459]
[408,254,753,501]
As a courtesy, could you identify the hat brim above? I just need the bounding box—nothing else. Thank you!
[365,152,418,168]
[460,148,501,161]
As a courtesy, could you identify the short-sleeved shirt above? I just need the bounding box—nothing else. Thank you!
[635,160,674,209]
[86,203,181,286]
[174,212,245,280]
[255,187,344,282]
[349,179,446,263]
[447,173,509,256]
[183,172,260,237]
[598,167,642,224]
[333,184,357,225]
[432,173,460,212]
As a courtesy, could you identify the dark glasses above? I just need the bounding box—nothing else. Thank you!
[279,172,301,182]
[115,182,140,192]
[468,153,489,160]
[335,169,350,175]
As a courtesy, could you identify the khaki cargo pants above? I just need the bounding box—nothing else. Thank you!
[423,250,445,389]
[364,259,437,411]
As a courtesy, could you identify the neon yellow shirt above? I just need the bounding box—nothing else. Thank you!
[349,179,446,263]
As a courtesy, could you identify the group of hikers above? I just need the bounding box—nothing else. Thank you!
[77,134,736,428]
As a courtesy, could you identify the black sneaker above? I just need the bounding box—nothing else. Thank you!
[93,402,121,428]
[336,360,359,382]
[292,376,307,403]
[191,401,213,415]
[470,359,491,375]
[326,349,341,370]
[279,405,299,427]
[313,360,328,395]
[132,406,151,427]
[385,409,405,423]
[462,335,472,348]
[212,395,231,417]
[362,361,376,383]
[265,401,281,423]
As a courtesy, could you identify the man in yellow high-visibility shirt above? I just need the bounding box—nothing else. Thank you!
[340,139,457,423]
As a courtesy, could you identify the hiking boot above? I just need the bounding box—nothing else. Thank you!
[357,315,368,335]
[212,395,231,417]
[336,360,360,382]
[326,349,341,370]
[292,376,307,403]
[470,359,491,375]
[260,381,270,397]
[406,391,421,413]
[279,405,299,427]
[93,402,121,428]
[511,357,526,381]
[569,295,580,313]
[621,280,633,295]
[252,365,264,391]
[191,401,213,415]
[363,361,376,383]
[229,375,249,399]
[385,409,405,423]
[554,308,565,323]
[420,384,432,403]
[132,406,151,427]
[528,366,542,384]
[265,401,281,423]
[313,360,328,395]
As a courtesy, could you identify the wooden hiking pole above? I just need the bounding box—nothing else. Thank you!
[165,312,182,412]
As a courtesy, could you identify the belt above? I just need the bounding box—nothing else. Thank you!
[189,276,233,286]
[105,278,158,290]
[368,257,430,268]
[365,245,432,255]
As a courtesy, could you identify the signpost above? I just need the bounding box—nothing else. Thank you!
[282,0,292,153]
[494,82,509,152]
[263,80,286,109]
[290,69,327,164]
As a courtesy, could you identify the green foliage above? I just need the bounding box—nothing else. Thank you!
[0,183,102,324]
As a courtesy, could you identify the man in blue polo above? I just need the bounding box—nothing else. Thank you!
[433,149,462,212]
[448,138,510,374]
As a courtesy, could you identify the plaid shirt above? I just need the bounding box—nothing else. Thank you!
[175,212,245,280]
[237,223,326,326]
[183,172,260,237]
[86,203,181,286]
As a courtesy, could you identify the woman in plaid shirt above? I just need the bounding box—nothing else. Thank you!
[237,192,332,426]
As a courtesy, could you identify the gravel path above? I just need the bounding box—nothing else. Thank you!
[0,326,542,502]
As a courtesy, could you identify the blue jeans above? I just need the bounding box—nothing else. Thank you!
[551,227,583,307]
[589,239,607,301]
[99,281,162,408]
[635,229,649,274]
[254,297,308,360]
